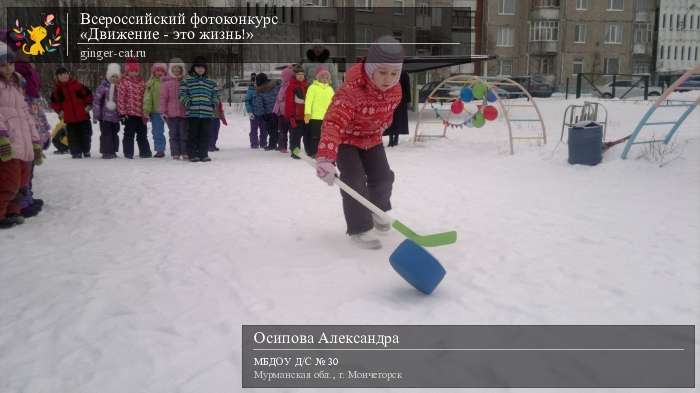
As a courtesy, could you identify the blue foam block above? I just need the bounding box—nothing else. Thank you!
[389,239,446,294]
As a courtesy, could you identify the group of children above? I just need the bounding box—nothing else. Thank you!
[50,57,226,162]
[4,33,409,250]
[245,64,336,159]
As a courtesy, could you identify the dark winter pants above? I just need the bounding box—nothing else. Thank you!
[187,117,211,159]
[249,116,261,148]
[268,115,279,149]
[99,120,120,155]
[336,144,394,235]
[52,128,69,153]
[290,122,308,155]
[123,116,152,158]
[208,118,221,150]
[387,133,399,146]
[19,161,35,209]
[166,117,188,157]
[306,120,323,158]
[277,116,290,151]
[66,120,92,157]
[0,159,30,218]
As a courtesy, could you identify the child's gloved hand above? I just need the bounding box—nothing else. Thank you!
[304,114,311,124]
[248,113,255,120]
[119,116,126,125]
[316,158,336,186]
[0,135,13,162]
[84,105,92,113]
[32,143,45,166]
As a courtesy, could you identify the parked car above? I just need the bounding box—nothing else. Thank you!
[595,79,662,99]
[492,79,528,99]
[677,75,700,92]
[510,75,555,97]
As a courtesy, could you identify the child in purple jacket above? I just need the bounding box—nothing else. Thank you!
[93,63,122,159]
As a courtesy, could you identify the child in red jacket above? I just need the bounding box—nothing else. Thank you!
[50,67,93,159]
[314,36,404,249]
[286,64,308,158]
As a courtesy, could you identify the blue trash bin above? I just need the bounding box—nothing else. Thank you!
[568,121,603,166]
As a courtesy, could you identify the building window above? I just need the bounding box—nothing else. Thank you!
[497,27,514,47]
[533,0,559,7]
[573,59,584,74]
[667,46,671,59]
[662,14,666,29]
[659,45,664,59]
[634,23,652,44]
[532,57,553,74]
[356,28,373,49]
[605,58,619,74]
[604,24,623,44]
[498,0,515,15]
[695,47,698,61]
[529,20,559,41]
[355,0,373,11]
[576,0,590,10]
[308,0,329,6]
[574,24,586,43]
[674,46,678,60]
[393,0,404,15]
[608,0,624,11]
[499,59,513,76]
[633,63,649,74]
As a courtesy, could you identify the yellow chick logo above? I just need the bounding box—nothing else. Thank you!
[23,25,48,56]
[12,14,62,57]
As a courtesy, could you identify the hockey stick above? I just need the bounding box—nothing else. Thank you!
[293,148,457,247]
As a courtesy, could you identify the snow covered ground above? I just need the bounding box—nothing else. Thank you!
[1,93,698,392]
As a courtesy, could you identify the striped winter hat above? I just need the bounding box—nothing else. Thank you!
[364,35,404,78]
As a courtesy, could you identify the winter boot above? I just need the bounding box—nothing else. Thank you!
[350,231,382,250]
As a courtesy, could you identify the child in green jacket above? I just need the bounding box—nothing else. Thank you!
[303,67,335,157]
[143,63,167,157]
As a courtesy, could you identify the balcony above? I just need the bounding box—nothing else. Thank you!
[633,43,652,56]
[529,41,559,54]
[635,11,651,22]
[530,0,560,20]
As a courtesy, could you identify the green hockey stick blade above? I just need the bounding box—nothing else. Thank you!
[392,220,457,247]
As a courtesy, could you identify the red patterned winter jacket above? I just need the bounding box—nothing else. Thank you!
[117,75,145,117]
[50,78,92,124]
[317,62,402,162]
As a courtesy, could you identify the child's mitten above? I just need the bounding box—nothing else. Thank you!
[0,135,12,162]
[33,143,45,166]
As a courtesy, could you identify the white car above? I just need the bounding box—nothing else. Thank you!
[595,80,662,99]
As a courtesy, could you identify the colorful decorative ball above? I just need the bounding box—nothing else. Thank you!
[486,90,498,103]
[472,82,487,100]
[450,100,464,114]
[460,87,473,102]
[483,105,498,121]
[473,112,485,128]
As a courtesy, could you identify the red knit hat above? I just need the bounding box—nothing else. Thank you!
[125,59,140,73]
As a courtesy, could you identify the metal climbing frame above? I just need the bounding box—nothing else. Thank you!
[560,101,609,142]
[414,75,547,154]
[621,64,700,159]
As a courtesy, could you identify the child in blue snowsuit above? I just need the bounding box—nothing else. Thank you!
[251,73,280,150]
[244,73,261,149]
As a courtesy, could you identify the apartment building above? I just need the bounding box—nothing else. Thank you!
[483,0,659,86]
[656,0,700,75]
